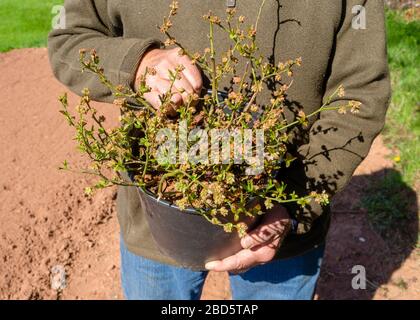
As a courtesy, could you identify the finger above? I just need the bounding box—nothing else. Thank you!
[146,76,183,106]
[206,235,281,272]
[156,63,195,104]
[173,73,194,96]
[156,61,193,93]
[182,68,203,93]
[241,224,283,250]
[152,77,183,105]
[144,91,179,117]
[143,90,163,110]
[178,56,203,92]
[241,219,289,250]
[171,50,203,91]
[205,249,258,272]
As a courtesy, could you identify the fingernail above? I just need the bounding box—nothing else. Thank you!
[205,262,217,270]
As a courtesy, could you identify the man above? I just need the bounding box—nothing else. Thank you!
[48,0,390,300]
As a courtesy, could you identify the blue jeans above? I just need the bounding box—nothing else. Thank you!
[120,237,325,300]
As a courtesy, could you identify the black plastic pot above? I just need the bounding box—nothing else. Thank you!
[129,90,262,270]
[135,185,261,271]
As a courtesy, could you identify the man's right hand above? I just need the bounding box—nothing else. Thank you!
[135,47,203,111]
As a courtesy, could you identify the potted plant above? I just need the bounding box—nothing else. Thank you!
[59,1,360,270]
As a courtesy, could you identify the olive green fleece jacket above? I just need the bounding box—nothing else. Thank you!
[48,0,391,265]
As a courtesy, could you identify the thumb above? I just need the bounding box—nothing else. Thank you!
[240,210,291,249]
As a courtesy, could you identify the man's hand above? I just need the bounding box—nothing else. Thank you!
[205,205,291,273]
[135,47,203,111]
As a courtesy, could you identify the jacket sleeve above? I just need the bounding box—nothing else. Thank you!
[48,0,162,103]
[280,0,391,234]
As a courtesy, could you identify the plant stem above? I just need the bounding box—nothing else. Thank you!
[208,21,219,116]
[255,0,267,33]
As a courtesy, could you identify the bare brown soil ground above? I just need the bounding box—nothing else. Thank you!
[0,48,418,300]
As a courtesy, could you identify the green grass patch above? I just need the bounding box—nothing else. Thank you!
[0,0,63,52]
[383,10,420,185]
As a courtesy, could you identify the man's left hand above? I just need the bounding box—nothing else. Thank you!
[205,205,292,273]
